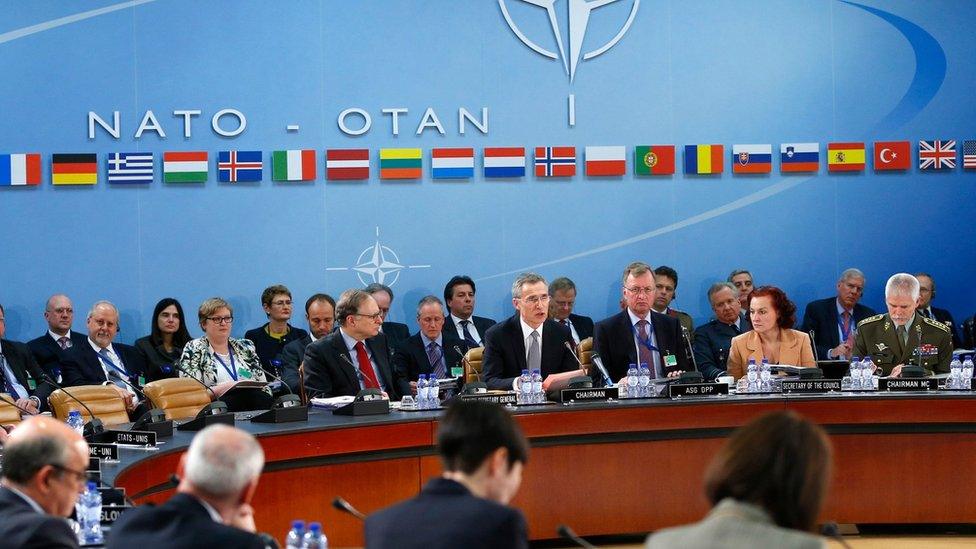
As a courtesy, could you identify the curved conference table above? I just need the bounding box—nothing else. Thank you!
[102,392,976,546]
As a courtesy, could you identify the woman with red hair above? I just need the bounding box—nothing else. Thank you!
[727,286,816,380]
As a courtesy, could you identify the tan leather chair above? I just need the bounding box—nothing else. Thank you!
[0,393,22,426]
[143,378,211,420]
[464,346,484,384]
[48,385,130,426]
[577,337,594,373]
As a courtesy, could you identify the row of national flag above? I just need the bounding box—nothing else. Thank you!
[1,141,973,185]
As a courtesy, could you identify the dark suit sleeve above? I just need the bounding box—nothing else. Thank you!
[692,326,725,381]
[302,341,335,399]
[25,515,79,548]
[391,343,418,383]
[21,347,54,412]
[59,352,90,387]
[277,340,304,395]
[482,328,514,390]
[801,302,830,360]
[496,510,530,549]
[592,320,613,385]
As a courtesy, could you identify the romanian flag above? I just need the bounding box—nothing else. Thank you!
[0,153,41,186]
[379,148,422,179]
[684,145,723,175]
[634,145,675,175]
[827,142,865,172]
[52,153,97,185]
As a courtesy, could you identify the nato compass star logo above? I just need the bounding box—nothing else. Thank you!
[326,227,430,287]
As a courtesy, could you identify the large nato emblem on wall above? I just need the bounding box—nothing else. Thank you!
[326,228,431,287]
[499,0,640,83]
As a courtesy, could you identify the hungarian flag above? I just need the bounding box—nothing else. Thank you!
[52,153,97,185]
[684,144,723,175]
[326,149,369,180]
[584,146,626,176]
[379,148,422,179]
[0,153,41,186]
[272,150,316,181]
[731,144,772,174]
[827,142,865,172]
[431,148,474,179]
[873,141,910,171]
[534,146,576,177]
[163,151,208,183]
[634,145,674,175]
[483,147,526,178]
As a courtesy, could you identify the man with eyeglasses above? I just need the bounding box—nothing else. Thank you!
[482,273,579,391]
[593,261,690,387]
[245,284,309,377]
[800,268,877,361]
[0,415,89,548]
[364,283,411,354]
[302,289,409,400]
[0,303,57,414]
[548,277,593,346]
[392,296,466,395]
[27,294,89,381]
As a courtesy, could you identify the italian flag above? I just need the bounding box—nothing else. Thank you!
[272,149,316,181]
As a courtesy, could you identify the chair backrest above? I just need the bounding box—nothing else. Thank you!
[48,386,130,426]
[464,346,485,384]
[0,393,22,426]
[142,378,211,420]
[578,337,594,372]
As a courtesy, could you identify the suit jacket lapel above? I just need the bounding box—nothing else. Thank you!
[619,312,638,365]
[512,317,528,372]
[331,336,359,388]
[367,338,393,388]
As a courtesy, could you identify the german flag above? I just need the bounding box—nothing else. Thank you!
[52,153,97,185]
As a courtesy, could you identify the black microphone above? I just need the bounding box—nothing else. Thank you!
[681,326,699,373]
[557,524,597,549]
[40,373,105,439]
[263,359,296,396]
[564,341,590,375]
[106,368,146,400]
[820,522,851,549]
[809,330,820,362]
[589,353,614,388]
[454,345,475,380]
[332,496,366,520]
[163,363,216,398]
[0,392,37,416]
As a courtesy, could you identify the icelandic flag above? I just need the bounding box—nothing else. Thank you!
[483,147,526,178]
[731,144,772,174]
[218,150,263,182]
[107,152,154,183]
[431,148,474,179]
[780,143,819,172]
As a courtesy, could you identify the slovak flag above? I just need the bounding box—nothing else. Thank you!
[731,144,772,174]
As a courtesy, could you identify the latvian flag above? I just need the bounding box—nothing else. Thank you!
[483,147,525,178]
[218,150,262,183]
[584,146,626,176]
[272,149,316,181]
[918,140,956,171]
[52,154,97,185]
[326,149,369,180]
[684,144,723,175]
[379,148,422,179]
[731,144,772,174]
[634,145,675,175]
[0,153,41,186]
[431,148,474,179]
[163,151,208,183]
[827,142,865,172]
[535,147,576,177]
[107,152,153,184]
[780,143,819,172]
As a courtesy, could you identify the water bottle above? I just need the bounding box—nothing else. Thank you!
[427,373,439,408]
[849,356,863,389]
[638,363,651,397]
[963,355,974,390]
[530,369,543,404]
[862,356,876,390]
[416,375,429,409]
[67,409,85,436]
[301,521,327,549]
[518,369,532,404]
[759,358,771,392]
[77,481,103,545]
[285,520,306,549]
[746,359,758,393]
[625,364,639,398]
[948,355,962,390]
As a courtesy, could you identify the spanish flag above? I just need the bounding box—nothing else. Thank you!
[827,142,865,172]
[52,153,97,185]
[684,144,724,175]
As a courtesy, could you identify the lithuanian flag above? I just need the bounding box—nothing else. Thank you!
[379,148,422,179]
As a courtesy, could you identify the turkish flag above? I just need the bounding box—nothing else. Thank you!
[874,141,911,171]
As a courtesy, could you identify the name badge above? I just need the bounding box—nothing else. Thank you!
[664,354,678,367]
[89,443,119,461]
[27,378,37,390]
[137,375,146,387]
[104,429,157,447]
[781,379,843,394]
[668,382,729,398]
[879,378,938,391]
[560,387,619,403]
[238,367,252,379]
[459,392,518,405]
[451,366,463,377]
[101,504,133,526]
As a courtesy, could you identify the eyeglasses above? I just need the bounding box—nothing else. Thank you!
[624,286,655,295]
[51,463,88,485]
[51,308,74,314]
[353,312,383,320]
[521,294,550,305]
[271,300,293,307]
[207,316,234,324]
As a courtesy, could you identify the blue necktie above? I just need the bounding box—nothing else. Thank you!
[427,342,446,378]
[460,320,479,347]
[0,354,22,398]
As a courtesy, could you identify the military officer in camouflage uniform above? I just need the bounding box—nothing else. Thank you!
[853,273,952,376]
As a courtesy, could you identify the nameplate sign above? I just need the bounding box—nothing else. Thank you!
[459,392,518,406]
[879,378,938,392]
[560,387,619,403]
[101,504,133,526]
[104,429,157,447]
[89,443,119,461]
[782,379,843,394]
[98,486,128,506]
[87,457,101,472]
[668,382,729,398]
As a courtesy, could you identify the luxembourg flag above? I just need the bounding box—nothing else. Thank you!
[0,153,41,186]
[584,146,626,176]
[431,148,474,179]
[483,147,525,178]
[731,144,772,174]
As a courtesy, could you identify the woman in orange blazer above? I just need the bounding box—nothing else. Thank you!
[727,286,816,380]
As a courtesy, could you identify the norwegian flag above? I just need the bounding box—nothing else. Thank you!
[534,146,576,177]
[918,140,956,171]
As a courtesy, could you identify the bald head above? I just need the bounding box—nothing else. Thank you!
[44,294,74,336]
[181,424,264,503]
[3,416,89,516]
[86,300,119,348]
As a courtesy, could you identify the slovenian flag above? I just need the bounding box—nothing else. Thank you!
[431,148,474,179]
[483,147,525,178]
[780,143,819,172]
[684,145,723,175]
[326,149,369,180]
[731,144,772,174]
[584,146,626,176]
[0,153,41,186]
[163,151,208,183]
[272,150,316,181]
[379,148,422,179]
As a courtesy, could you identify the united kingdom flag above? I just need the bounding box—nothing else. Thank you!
[534,146,576,177]
[918,140,956,171]
[218,150,263,182]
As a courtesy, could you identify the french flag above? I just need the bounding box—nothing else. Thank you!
[483,147,526,178]
[0,153,41,186]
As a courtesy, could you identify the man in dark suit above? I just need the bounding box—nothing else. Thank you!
[444,275,496,347]
[26,294,88,380]
[0,303,56,413]
[59,301,147,417]
[107,424,268,548]
[276,293,336,395]
[693,283,752,381]
[302,289,408,400]
[593,261,691,386]
[392,296,466,394]
[800,268,877,361]
[915,273,962,347]
[365,400,529,549]
[0,415,89,548]
[365,283,411,354]
[482,273,579,391]
[548,277,594,346]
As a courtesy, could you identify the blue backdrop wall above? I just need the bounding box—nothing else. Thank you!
[1,0,973,340]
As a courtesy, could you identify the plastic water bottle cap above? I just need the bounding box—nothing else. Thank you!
[309,522,322,532]
[292,520,305,530]
[521,369,529,375]
[87,481,97,491]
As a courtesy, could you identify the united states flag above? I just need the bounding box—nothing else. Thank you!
[918,140,955,171]
[107,152,153,183]
[963,140,976,169]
